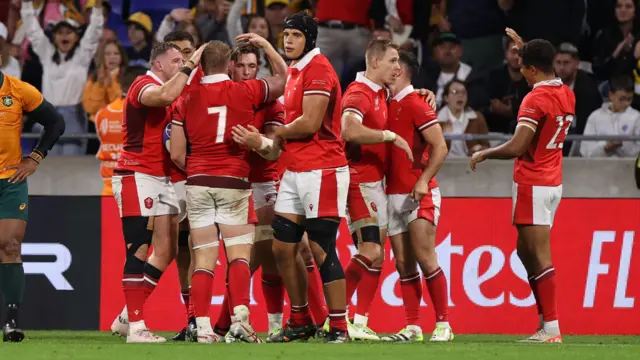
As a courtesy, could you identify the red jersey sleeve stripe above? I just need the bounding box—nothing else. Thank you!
[343,107,364,122]
[172,120,184,126]
[417,119,439,131]
[304,90,331,97]
[137,83,154,105]
[518,117,539,125]
[516,122,536,132]
[261,79,269,103]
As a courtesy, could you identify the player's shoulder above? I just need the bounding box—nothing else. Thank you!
[5,74,39,96]
[306,54,337,77]
[343,83,373,100]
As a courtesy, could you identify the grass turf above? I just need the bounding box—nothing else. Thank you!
[1,332,639,360]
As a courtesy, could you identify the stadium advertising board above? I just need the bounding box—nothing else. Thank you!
[18,196,102,330]
[99,198,640,334]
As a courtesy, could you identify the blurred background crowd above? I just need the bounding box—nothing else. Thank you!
[0,0,639,159]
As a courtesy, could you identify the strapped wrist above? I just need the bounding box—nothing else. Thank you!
[382,130,397,142]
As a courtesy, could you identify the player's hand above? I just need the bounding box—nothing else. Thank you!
[4,157,38,184]
[469,150,487,172]
[170,8,193,22]
[231,124,263,150]
[392,135,414,162]
[188,43,208,66]
[387,16,404,33]
[415,88,437,110]
[505,27,524,51]
[236,33,270,49]
[410,179,429,202]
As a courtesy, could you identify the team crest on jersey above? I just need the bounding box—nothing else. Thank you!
[309,204,314,211]
[370,202,377,213]
[2,96,13,107]
[144,197,154,209]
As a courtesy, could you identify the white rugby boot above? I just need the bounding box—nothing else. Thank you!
[228,305,263,343]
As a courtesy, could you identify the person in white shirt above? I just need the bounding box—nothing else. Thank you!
[20,0,104,156]
[437,79,489,157]
[0,22,21,79]
[581,75,640,158]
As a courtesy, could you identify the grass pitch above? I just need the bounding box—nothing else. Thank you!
[1,331,639,360]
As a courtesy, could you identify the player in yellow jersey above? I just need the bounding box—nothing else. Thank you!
[0,58,65,342]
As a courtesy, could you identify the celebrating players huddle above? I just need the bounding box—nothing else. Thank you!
[0,14,568,345]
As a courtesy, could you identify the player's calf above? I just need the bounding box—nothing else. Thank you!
[0,224,25,343]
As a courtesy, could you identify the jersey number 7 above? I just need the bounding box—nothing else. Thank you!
[546,115,573,150]
[208,106,227,143]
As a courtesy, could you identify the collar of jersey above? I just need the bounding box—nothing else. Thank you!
[292,48,321,71]
[355,72,383,92]
[533,78,563,89]
[147,70,164,85]
[201,74,230,84]
[393,85,414,101]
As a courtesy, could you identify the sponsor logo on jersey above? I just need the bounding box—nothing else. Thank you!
[19,203,26,211]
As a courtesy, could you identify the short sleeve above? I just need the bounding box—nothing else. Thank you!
[303,62,335,98]
[517,93,543,131]
[128,77,156,108]
[241,79,268,106]
[412,98,439,131]
[171,95,187,127]
[341,90,371,123]
[19,81,44,113]
[264,100,285,127]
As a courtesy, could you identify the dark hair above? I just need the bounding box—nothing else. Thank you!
[121,66,149,93]
[503,36,515,52]
[230,44,261,66]
[398,49,419,79]
[150,42,181,63]
[164,30,196,48]
[609,74,634,93]
[246,15,274,46]
[201,40,232,74]
[51,25,81,65]
[90,40,128,82]
[443,79,467,96]
[176,21,203,47]
[556,42,580,60]
[518,39,556,74]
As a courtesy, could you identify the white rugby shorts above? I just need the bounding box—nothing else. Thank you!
[112,172,180,218]
[387,187,441,237]
[512,182,562,227]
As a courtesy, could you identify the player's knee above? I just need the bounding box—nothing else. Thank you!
[124,253,146,274]
[318,248,345,284]
[358,225,383,260]
[0,235,21,261]
[272,215,305,245]
[394,257,417,276]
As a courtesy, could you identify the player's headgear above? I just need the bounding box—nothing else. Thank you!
[283,12,318,60]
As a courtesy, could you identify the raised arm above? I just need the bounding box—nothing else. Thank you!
[20,0,55,60]
[77,0,105,67]
[227,0,247,46]
[236,33,287,100]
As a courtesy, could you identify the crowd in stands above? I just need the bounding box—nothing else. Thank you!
[0,0,639,158]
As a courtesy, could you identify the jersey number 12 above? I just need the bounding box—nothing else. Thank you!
[208,106,227,143]
[546,115,573,149]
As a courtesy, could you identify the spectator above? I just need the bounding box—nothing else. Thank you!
[581,75,640,157]
[437,79,489,157]
[125,12,153,68]
[177,21,203,47]
[499,0,585,48]
[20,0,104,156]
[264,0,291,51]
[83,0,111,25]
[554,42,603,155]
[422,32,487,110]
[486,37,529,133]
[82,39,126,122]
[372,0,432,49]
[592,0,639,82]
[315,0,374,78]
[341,28,392,88]
[196,0,232,43]
[0,22,21,79]
[441,0,506,74]
[155,8,195,44]
[227,0,274,78]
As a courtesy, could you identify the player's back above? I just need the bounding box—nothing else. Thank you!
[282,50,347,171]
[342,77,388,183]
[118,73,172,177]
[182,74,267,178]
[515,79,576,186]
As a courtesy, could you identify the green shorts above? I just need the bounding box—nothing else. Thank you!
[0,178,28,221]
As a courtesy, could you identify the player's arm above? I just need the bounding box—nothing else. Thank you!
[411,123,448,200]
[469,123,535,170]
[170,121,187,170]
[232,124,282,161]
[236,33,288,101]
[275,94,329,139]
[140,44,206,107]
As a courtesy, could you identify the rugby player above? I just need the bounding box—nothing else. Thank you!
[382,50,453,342]
[340,39,412,341]
[112,41,205,343]
[170,35,286,343]
[470,29,574,343]
[0,59,65,342]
